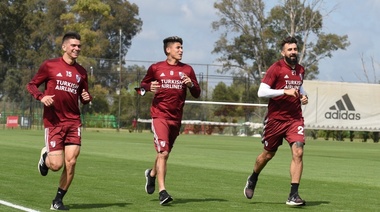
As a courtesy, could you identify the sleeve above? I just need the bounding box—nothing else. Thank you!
[188,67,201,98]
[140,65,156,92]
[26,62,48,101]
[257,83,284,98]
[299,85,307,96]
[79,72,92,104]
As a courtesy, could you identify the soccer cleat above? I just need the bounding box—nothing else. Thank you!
[244,176,256,199]
[145,169,156,194]
[50,199,69,210]
[38,147,48,176]
[159,190,173,205]
[286,192,306,206]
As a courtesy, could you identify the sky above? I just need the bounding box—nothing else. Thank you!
[126,0,380,84]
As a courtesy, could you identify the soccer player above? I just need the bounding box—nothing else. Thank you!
[26,32,92,210]
[139,36,201,205]
[243,36,309,206]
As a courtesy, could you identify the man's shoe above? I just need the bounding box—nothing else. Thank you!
[159,190,173,205]
[286,192,306,206]
[38,147,48,176]
[145,169,156,194]
[244,176,256,199]
[50,199,69,210]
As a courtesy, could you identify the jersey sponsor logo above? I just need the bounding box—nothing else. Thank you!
[56,73,63,77]
[55,80,79,94]
[160,73,165,77]
[284,74,289,79]
[325,94,361,120]
[160,79,183,89]
[284,79,302,90]
[50,141,56,148]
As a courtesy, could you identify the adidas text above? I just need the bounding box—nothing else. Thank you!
[324,110,360,120]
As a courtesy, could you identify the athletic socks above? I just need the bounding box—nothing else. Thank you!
[54,187,67,201]
[290,183,299,196]
[249,172,259,183]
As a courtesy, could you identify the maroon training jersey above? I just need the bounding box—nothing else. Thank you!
[140,61,201,121]
[261,59,305,121]
[27,57,92,127]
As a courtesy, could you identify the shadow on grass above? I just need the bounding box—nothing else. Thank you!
[148,197,227,206]
[248,200,330,207]
[172,198,228,204]
[67,202,130,210]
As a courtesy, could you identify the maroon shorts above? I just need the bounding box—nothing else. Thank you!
[44,125,82,152]
[151,118,181,153]
[261,118,305,152]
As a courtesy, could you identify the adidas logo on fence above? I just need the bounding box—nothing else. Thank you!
[324,94,361,120]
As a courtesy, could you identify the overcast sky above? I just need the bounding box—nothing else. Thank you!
[127,0,380,84]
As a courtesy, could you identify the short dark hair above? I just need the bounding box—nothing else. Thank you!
[62,32,81,44]
[163,36,183,55]
[281,36,298,49]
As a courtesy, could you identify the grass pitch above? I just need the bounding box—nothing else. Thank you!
[0,128,379,211]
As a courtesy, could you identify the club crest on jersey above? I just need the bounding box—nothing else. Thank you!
[160,141,166,147]
[76,74,81,83]
[50,141,56,148]
[179,72,184,79]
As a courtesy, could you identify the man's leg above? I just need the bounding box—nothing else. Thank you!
[290,142,303,185]
[45,150,65,171]
[156,151,173,205]
[51,145,80,210]
[286,142,305,206]
[59,145,80,190]
[156,151,169,192]
[244,150,275,199]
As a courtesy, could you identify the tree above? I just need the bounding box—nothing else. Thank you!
[0,0,142,116]
[86,84,110,114]
[212,82,241,118]
[212,0,350,83]
[356,53,379,84]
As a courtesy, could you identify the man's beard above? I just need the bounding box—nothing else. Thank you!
[285,55,298,65]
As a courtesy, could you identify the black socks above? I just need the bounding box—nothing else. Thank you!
[249,172,259,182]
[290,183,299,196]
[54,187,67,201]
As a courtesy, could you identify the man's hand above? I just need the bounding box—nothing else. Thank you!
[81,89,91,101]
[41,95,55,107]
[150,81,160,93]
[181,74,193,88]
[300,95,308,105]
[284,88,299,97]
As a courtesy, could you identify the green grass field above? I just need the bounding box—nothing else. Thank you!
[0,128,379,212]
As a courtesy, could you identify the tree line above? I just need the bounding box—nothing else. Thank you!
[0,0,355,133]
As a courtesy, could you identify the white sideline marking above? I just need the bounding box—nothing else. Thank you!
[0,200,40,212]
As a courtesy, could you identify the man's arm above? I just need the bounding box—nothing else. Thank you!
[257,83,284,98]
[26,64,47,101]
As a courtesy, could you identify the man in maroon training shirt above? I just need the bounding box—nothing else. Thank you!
[244,37,309,206]
[140,36,201,205]
[27,32,92,210]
